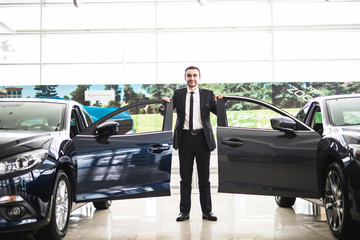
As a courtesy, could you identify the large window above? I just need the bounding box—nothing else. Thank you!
[1,0,360,85]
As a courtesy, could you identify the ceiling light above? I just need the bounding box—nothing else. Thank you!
[0,21,14,34]
[73,0,82,7]
[198,0,207,6]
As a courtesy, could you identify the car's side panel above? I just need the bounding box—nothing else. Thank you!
[217,126,321,198]
[74,131,172,202]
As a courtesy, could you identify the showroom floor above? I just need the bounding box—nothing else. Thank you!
[61,191,336,240]
[3,151,338,240]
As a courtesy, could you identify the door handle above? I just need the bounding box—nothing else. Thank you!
[148,144,171,153]
[221,138,244,148]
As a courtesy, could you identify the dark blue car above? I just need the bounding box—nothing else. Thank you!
[216,94,360,239]
[0,98,173,239]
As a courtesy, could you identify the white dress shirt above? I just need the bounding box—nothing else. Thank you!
[184,87,203,130]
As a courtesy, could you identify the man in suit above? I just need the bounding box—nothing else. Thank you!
[162,66,224,222]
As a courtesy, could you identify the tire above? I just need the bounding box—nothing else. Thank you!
[324,162,354,239]
[93,200,112,210]
[37,170,71,240]
[275,196,296,208]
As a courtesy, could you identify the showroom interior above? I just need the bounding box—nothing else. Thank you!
[1,0,360,239]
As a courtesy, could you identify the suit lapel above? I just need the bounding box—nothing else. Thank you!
[199,88,205,119]
[179,88,187,118]
[181,88,187,107]
[199,88,204,107]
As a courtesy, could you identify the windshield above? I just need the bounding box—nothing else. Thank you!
[0,101,65,131]
[327,97,360,126]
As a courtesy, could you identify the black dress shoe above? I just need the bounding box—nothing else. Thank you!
[202,212,217,221]
[176,212,189,221]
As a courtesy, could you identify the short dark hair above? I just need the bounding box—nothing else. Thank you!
[185,66,201,77]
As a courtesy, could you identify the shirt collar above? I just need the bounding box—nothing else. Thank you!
[187,87,199,95]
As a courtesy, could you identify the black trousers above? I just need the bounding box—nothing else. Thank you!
[178,130,212,214]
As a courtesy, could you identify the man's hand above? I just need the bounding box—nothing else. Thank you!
[161,97,172,109]
[162,97,171,103]
[216,94,226,99]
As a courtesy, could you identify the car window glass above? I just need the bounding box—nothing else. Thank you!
[224,99,280,129]
[295,104,310,123]
[0,101,64,131]
[327,97,360,126]
[296,109,306,123]
[115,103,164,135]
[309,106,323,135]
[343,111,360,125]
[81,108,93,127]
[70,109,81,138]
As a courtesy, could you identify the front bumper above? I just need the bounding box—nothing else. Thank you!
[0,168,55,233]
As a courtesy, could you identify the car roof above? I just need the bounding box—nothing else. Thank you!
[0,97,79,106]
[312,93,360,102]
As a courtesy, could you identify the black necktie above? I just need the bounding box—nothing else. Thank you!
[189,92,194,132]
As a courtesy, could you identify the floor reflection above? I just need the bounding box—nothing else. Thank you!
[63,194,336,240]
[274,199,332,240]
[0,193,337,240]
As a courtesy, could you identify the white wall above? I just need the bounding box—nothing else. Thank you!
[1,0,360,85]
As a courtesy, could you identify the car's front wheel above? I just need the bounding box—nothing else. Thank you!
[275,196,296,208]
[37,170,71,240]
[93,200,112,210]
[324,162,354,239]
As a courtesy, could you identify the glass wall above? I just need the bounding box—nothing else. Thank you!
[1,0,360,85]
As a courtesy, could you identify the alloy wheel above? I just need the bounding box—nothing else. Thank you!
[55,179,69,232]
[324,169,344,232]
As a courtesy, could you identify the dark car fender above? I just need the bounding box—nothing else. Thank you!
[316,137,360,221]
[57,140,77,202]
[317,138,349,196]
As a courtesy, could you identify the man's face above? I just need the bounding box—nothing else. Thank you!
[185,69,200,89]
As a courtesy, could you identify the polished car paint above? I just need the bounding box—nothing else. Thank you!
[0,98,173,239]
[216,94,360,239]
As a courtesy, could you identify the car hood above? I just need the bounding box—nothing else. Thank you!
[0,131,54,158]
[331,125,360,145]
[341,125,360,134]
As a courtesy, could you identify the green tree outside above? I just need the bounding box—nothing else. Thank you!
[71,85,90,105]
[105,84,122,107]
[34,85,58,97]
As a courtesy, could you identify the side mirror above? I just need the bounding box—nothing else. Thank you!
[271,116,296,138]
[114,118,133,135]
[96,121,119,137]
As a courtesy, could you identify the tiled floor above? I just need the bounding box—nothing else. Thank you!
[63,191,336,240]
[1,150,338,239]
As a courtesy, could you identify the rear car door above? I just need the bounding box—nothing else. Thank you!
[73,100,173,202]
[217,96,321,198]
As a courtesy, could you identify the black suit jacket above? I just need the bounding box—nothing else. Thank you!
[172,88,217,151]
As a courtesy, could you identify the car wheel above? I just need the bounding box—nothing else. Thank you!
[324,162,354,239]
[37,170,71,240]
[93,200,112,210]
[274,196,296,207]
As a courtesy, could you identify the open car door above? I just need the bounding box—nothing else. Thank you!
[216,96,321,199]
[73,100,173,202]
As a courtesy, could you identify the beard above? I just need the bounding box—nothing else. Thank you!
[187,80,197,88]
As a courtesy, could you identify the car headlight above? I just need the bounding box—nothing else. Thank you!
[0,149,48,175]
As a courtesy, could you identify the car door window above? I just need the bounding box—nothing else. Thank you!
[296,105,310,124]
[308,106,323,135]
[80,100,173,137]
[70,110,80,138]
[99,103,165,135]
[81,108,93,127]
[126,103,164,133]
[225,99,280,129]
